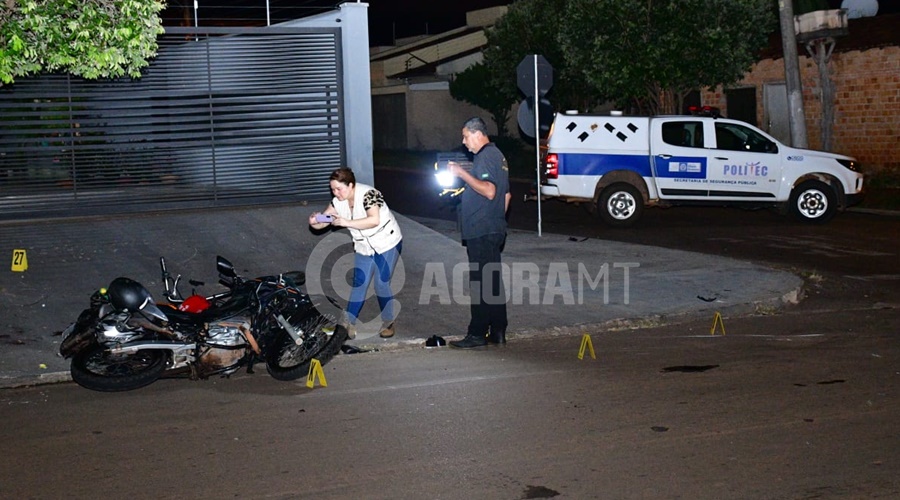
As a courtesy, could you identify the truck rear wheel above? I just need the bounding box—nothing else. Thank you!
[598,183,643,228]
[790,180,836,224]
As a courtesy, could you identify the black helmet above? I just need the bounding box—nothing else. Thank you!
[107,277,167,321]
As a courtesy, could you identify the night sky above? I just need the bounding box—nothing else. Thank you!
[366,0,510,45]
[159,1,511,45]
[160,1,899,46]
[366,0,899,45]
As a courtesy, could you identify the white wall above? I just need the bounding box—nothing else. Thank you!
[283,2,374,185]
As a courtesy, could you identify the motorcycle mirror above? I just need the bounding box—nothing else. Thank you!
[216,255,236,279]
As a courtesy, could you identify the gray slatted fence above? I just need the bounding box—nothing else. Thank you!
[0,26,344,220]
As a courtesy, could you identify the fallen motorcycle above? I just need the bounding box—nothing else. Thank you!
[58,255,347,392]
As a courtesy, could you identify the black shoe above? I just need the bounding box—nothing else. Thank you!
[450,335,488,349]
[487,330,506,345]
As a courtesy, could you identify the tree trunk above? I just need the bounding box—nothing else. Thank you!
[779,0,809,148]
[808,39,836,152]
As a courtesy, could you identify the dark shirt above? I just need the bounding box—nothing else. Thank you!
[459,142,509,241]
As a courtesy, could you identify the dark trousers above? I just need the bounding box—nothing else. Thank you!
[465,233,508,337]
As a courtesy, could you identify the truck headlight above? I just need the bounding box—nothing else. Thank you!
[837,159,861,172]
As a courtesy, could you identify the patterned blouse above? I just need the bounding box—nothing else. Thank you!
[331,188,385,213]
[363,189,385,210]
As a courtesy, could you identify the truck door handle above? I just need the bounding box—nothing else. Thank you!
[715,157,728,160]
[658,154,672,159]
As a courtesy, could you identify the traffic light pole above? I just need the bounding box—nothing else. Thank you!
[516,54,552,237]
[533,55,542,237]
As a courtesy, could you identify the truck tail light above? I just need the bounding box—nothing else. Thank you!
[544,153,559,179]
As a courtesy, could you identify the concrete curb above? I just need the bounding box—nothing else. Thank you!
[2,278,806,391]
[0,371,71,390]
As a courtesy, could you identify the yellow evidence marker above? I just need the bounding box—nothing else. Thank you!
[578,333,596,360]
[306,358,327,388]
[710,311,726,336]
[11,249,28,272]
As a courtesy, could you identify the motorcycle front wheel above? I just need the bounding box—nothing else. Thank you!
[266,313,348,382]
[70,346,167,392]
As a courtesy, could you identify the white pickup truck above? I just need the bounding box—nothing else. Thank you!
[539,110,865,227]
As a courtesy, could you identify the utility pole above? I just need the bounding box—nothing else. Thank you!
[778,0,808,148]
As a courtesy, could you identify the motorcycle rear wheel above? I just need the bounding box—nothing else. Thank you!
[266,313,348,382]
[71,345,167,392]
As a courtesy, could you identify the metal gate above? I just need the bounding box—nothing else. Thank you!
[0,26,344,220]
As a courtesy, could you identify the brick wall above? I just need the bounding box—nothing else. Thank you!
[702,46,899,172]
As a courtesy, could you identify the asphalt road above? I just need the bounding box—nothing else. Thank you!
[2,304,898,499]
[1,168,898,499]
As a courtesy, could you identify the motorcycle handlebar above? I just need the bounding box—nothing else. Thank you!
[160,256,184,303]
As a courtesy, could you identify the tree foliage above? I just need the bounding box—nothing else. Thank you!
[560,0,775,115]
[449,62,516,137]
[0,0,165,85]
[482,0,604,114]
[481,0,774,116]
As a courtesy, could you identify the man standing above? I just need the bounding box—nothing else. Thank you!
[447,117,511,348]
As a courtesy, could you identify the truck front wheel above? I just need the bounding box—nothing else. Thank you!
[790,180,836,223]
[598,183,643,228]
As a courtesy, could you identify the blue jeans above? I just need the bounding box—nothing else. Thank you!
[346,241,402,325]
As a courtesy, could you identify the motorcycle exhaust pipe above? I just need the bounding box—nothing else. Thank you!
[109,341,196,355]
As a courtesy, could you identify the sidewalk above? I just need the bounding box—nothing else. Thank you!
[0,206,803,389]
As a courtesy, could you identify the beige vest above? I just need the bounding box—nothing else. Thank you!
[332,184,402,256]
